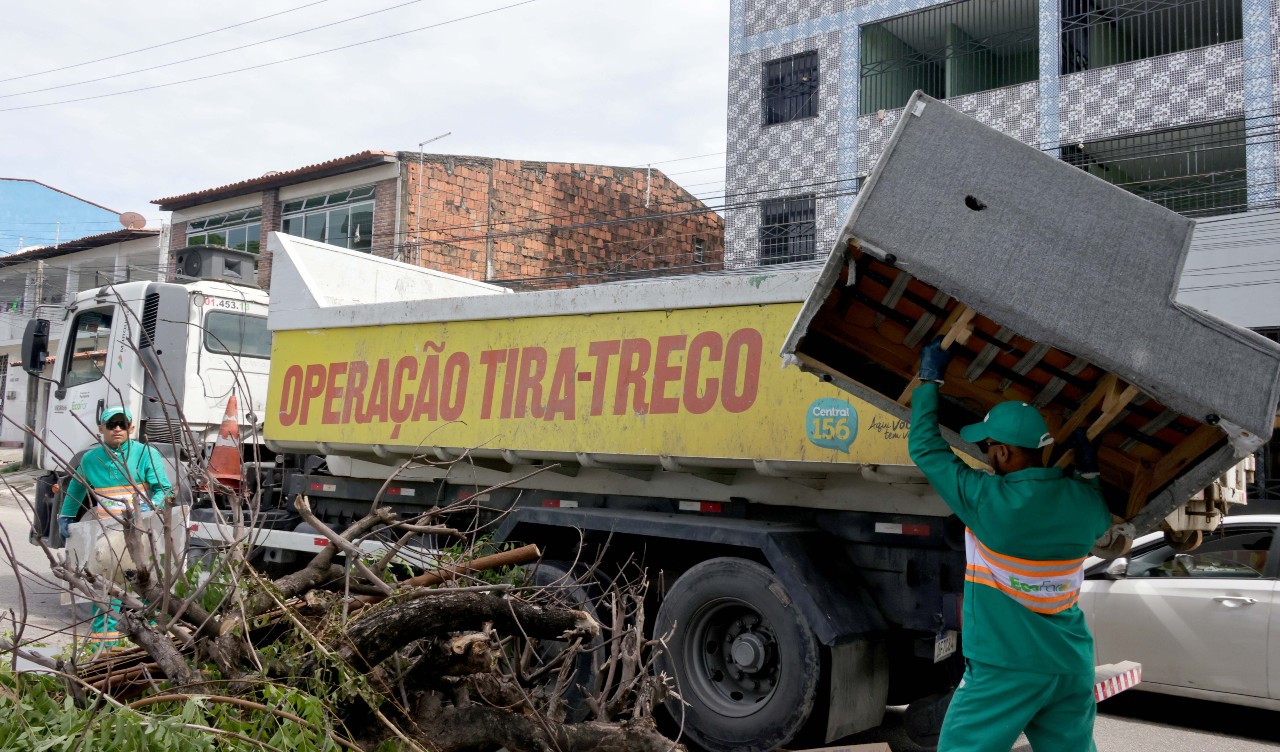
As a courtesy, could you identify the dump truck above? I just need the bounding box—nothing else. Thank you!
[22,245,270,548]
[24,93,1280,752]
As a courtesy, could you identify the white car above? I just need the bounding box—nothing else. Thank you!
[1079,514,1280,710]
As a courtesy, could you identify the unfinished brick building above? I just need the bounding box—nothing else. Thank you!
[154,151,724,290]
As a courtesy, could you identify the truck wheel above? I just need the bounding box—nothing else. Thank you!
[524,560,602,723]
[656,558,819,752]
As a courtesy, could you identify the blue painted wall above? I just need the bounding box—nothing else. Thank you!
[0,179,118,255]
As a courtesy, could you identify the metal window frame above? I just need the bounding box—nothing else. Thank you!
[1060,0,1243,75]
[859,0,1039,116]
[762,50,820,127]
[758,194,817,265]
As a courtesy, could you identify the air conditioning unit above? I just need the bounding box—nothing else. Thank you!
[173,245,259,287]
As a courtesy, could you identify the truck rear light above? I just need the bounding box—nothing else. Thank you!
[314,537,330,548]
[309,482,336,493]
[541,499,579,508]
[678,501,722,513]
[873,522,930,536]
[384,487,414,497]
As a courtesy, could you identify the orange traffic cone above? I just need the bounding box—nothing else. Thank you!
[208,393,242,491]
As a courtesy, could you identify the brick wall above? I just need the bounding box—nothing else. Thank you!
[400,153,724,287]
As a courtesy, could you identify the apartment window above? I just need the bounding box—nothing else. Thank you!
[1062,0,1242,75]
[763,51,820,125]
[188,208,262,254]
[281,185,375,251]
[860,0,1039,115]
[760,195,817,265]
[1061,119,1245,217]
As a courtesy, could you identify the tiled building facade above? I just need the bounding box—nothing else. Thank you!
[155,152,724,290]
[725,0,1270,267]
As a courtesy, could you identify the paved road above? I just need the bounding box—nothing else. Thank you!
[832,692,1280,751]
[0,463,78,653]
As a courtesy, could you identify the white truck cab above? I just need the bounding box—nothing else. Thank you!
[24,246,270,546]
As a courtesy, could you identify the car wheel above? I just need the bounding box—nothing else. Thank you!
[656,557,820,752]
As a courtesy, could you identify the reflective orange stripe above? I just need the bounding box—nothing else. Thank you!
[967,565,1078,604]
[964,529,1084,615]
[974,539,1086,577]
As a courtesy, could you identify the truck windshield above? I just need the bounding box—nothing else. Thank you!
[204,311,271,359]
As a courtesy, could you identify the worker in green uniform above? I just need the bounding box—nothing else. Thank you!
[909,340,1112,752]
[57,406,172,648]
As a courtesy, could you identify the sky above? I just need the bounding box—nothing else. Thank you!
[0,0,730,246]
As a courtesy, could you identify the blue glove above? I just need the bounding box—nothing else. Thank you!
[918,338,953,384]
[1068,428,1100,479]
[58,516,73,540]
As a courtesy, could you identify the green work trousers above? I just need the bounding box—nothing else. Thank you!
[939,660,1097,752]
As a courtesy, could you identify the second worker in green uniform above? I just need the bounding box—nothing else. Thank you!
[58,406,172,647]
[908,340,1111,752]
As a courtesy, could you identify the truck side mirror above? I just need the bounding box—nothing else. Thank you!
[21,319,49,375]
[1104,558,1128,579]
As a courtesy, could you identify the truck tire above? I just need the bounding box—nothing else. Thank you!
[525,560,602,723]
[656,557,820,752]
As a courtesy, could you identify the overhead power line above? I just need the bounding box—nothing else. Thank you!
[0,0,540,113]
[0,0,440,101]
[0,0,339,85]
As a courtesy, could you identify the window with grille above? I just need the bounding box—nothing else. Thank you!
[759,195,817,264]
[1060,119,1245,217]
[1061,0,1242,75]
[763,52,819,126]
[860,0,1039,115]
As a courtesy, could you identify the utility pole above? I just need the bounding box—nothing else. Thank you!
[22,260,45,467]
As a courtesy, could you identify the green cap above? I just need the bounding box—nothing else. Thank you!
[100,405,133,424]
[959,401,1054,449]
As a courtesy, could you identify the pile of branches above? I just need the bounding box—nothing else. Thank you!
[5,490,684,752]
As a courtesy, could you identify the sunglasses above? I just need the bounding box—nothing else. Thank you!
[978,440,1002,452]
[103,419,130,430]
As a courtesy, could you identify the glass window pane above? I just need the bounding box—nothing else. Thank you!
[281,216,303,237]
[350,203,373,251]
[349,185,375,199]
[327,190,351,204]
[303,196,327,210]
[188,235,207,246]
[327,206,350,248]
[245,208,262,221]
[63,309,113,388]
[245,224,261,254]
[304,212,327,242]
[224,211,246,224]
[282,200,304,214]
[190,219,207,231]
[204,312,272,359]
[206,232,227,246]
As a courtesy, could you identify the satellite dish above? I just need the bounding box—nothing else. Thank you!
[119,212,146,230]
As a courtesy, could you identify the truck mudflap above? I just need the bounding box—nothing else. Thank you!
[781,91,1280,537]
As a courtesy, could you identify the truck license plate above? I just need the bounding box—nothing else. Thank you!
[934,630,958,663]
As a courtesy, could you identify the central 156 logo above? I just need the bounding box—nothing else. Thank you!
[806,398,858,453]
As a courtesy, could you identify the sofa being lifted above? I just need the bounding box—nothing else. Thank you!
[781,91,1280,553]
